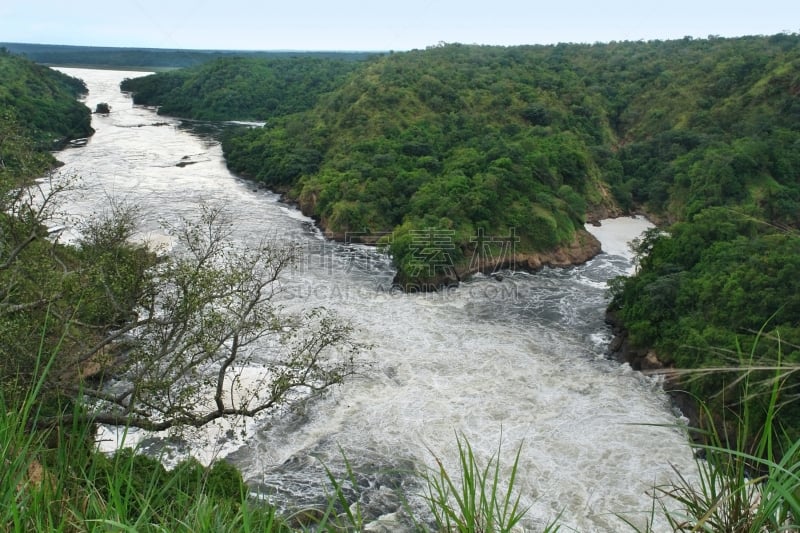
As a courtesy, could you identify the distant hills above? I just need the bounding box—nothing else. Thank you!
[0,42,374,69]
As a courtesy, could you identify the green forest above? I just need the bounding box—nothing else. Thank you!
[120,56,362,120]
[0,48,93,160]
[1,42,371,69]
[0,49,143,418]
[0,50,360,531]
[221,44,617,287]
[121,34,800,440]
[4,34,800,529]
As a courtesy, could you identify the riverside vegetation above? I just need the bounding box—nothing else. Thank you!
[0,48,546,532]
[123,34,800,442]
[3,35,800,530]
[0,49,353,531]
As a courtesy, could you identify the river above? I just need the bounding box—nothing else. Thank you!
[51,67,695,532]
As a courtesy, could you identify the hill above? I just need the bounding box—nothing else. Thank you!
[220,44,620,287]
[218,36,800,288]
[120,56,362,121]
[0,42,373,69]
[0,48,93,175]
[121,35,800,437]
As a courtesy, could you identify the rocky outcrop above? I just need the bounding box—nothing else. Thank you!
[392,228,602,291]
[606,309,654,370]
[605,309,704,443]
[283,183,603,289]
[492,228,602,273]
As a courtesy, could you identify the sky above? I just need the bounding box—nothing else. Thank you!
[1,0,798,51]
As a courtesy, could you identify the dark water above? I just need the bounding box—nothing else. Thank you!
[53,67,694,532]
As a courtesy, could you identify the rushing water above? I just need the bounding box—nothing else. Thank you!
[51,68,695,532]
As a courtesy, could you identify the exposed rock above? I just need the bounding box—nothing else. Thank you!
[641,350,665,371]
[388,228,602,291]
[459,228,602,278]
[252,179,604,290]
[364,512,407,532]
[511,228,602,272]
[94,102,110,114]
[392,269,460,292]
[287,508,326,529]
[605,309,649,369]
[605,309,706,443]
[586,203,625,225]
[585,182,625,224]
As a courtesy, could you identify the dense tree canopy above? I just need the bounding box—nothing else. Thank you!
[218,44,615,286]
[0,48,93,159]
[120,56,362,121]
[0,51,360,432]
[112,36,800,247]
[608,209,800,440]
[122,34,800,434]
[220,37,800,288]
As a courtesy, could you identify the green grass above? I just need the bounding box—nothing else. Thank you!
[0,368,550,532]
[622,332,800,532]
[0,335,291,533]
[0,404,291,532]
[7,321,800,532]
[0,403,292,532]
[420,433,534,533]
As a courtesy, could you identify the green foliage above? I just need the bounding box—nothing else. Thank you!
[220,44,611,284]
[8,35,800,529]
[625,337,800,532]
[421,434,530,533]
[0,180,158,417]
[0,386,290,532]
[0,49,93,152]
[89,451,249,521]
[609,209,800,441]
[0,54,100,413]
[2,54,362,433]
[215,35,800,285]
[121,56,362,121]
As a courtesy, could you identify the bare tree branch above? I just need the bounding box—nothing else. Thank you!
[26,203,363,433]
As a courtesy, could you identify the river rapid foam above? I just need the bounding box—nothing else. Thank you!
[55,67,695,532]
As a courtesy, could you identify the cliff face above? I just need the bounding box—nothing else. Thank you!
[505,228,602,273]
[605,308,706,443]
[391,228,602,291]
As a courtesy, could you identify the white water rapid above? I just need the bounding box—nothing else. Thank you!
[51,67,695,532]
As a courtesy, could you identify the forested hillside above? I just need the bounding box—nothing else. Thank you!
[219,36,800,287]
[1,42,371,69]
[0,50,126,412]
[0,47,93,168]
[120,56,363,120]
[121,34,800,437]
[0,53,275,529]
[222,44,618,287]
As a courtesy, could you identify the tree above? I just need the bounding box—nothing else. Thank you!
[65,203,361,432]
[0,165,361,432]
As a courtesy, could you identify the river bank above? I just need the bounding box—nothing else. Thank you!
[52,67,699,532]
